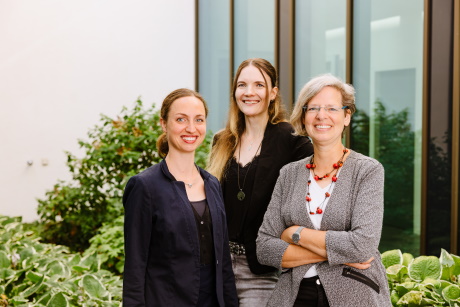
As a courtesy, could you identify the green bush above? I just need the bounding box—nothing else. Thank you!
[0,215,122,306]
[37,99,212,252]
[84,215,125,274]
[383,248,460,306]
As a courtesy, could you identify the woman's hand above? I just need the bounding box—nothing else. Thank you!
[281,225,299,244]
[344,257,374,270]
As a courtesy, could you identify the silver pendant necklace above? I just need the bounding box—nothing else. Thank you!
[237,139,263,201]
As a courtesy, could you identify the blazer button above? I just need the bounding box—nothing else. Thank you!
[216,260,219,265]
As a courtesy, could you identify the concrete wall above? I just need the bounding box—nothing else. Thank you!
[0,0,195,222]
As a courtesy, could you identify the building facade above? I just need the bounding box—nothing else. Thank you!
[196,0,460,256]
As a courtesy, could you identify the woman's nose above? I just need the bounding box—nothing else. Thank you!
[186,121,196,132]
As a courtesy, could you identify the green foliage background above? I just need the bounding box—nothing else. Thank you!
[36,99,212,253]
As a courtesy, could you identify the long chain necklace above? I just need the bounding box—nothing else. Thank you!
[236,140,263,201]
[305,148,348,214]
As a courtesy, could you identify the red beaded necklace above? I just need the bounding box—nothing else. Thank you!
[305,148,348,215]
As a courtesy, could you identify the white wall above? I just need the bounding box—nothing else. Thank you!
[0,0,195,222]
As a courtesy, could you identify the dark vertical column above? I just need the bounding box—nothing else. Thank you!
[350,0,371,155]
[453,0,460,254]
[277,0,295,111]
[425,0,454,256]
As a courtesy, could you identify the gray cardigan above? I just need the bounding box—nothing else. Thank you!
[256,150,391,307]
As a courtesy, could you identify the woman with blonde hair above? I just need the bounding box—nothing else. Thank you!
[123,88,238,306]
[208,58,313,306]
[257,74,391,306]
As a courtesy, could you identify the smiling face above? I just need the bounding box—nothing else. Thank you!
[234,65,278,119]
[303,86,351,146]
[160,96,207,155]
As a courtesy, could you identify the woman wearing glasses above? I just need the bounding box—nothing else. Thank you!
[257,74,391,307]
[207,58,313,306]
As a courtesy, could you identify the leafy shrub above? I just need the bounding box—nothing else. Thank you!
[383,248,460,306]
[0,215,122,306]
[84,215,125,274]
[37,99,212,252]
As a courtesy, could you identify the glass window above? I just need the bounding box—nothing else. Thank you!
[295,0,347,94]
[233,0,275,71]
[198,0,230,133]
[351,0,424,255]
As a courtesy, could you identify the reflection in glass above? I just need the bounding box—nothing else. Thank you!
[295,0,346,94]
[351,0,424,255]
[233,0,275,71]
[198,0,230,133]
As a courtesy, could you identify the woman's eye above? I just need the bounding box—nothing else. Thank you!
[237,83,246,87]
[177,118,186,122]
[196,118,205,123]
[256,83,265,87]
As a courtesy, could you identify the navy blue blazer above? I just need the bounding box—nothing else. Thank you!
[123,160,238,306]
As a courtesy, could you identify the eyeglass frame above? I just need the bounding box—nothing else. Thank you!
[302,105,349,113]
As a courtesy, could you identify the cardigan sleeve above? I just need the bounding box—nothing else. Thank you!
[122,175,153,306]
[325,160,385,265]
[256,167,291,269]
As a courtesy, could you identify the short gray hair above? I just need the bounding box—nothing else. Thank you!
[290,74,355,136]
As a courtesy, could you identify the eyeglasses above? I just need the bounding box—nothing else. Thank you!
[302,105,349,113]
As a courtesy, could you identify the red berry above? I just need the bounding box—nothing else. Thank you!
[332,176,337,182]
[325,192,330,197]
[333,163,339,169]
[306,196,311,202]
[314,175,320,181]
[309,212,315,215]
[316,208,323,214]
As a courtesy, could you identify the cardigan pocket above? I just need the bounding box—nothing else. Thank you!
[342,267,380,294]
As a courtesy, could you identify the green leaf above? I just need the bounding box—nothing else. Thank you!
[403,253,414,266]
[21,273,45,297]
[381,249,403,269]
[0,251,10,268]
[452,254,460,276]
[47,292,69,307]
[26,271,43,283]
[440,248,455,280]
[72,265,90,273]
[46,260,69,278]
[408,256,442,282]
[0,268,15,280]
[442,284,460,301]
[37,292,52,305]
[19,246,36,261]
[81,274,108,299]
[387,264,409,285]
[390,289,400,306]
[68,254,81,266]
[81,252,100,272]
[397,290,424,305]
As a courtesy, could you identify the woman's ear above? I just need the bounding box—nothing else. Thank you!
[270,87,279,102]
[160,118,167,132]
[344,110,351,127]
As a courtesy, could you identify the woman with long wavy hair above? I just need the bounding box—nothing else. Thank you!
[207,58,313,306]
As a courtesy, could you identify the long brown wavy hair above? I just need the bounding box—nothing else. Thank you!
[207,58,287,181]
